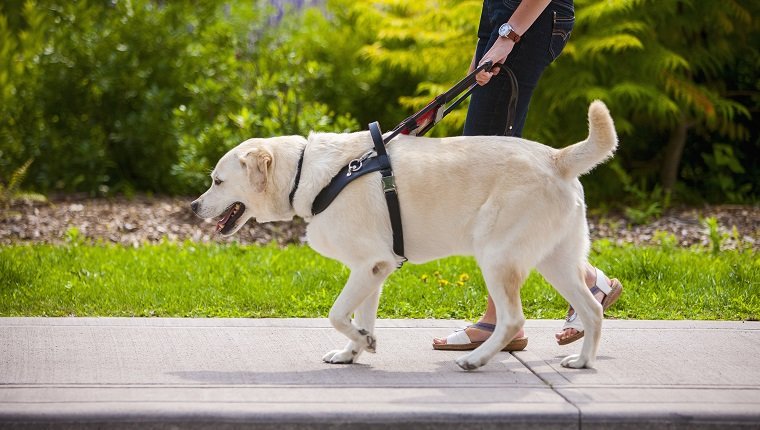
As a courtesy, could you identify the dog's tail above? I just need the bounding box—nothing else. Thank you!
[554,100,618,179]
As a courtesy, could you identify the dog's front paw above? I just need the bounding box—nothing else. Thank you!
[560,354,593,369]
[455,354,484,371]
[322,349,356,364]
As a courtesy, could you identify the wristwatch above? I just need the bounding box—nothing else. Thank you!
[498,22,521,43]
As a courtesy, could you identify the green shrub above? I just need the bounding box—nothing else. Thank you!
[170,3,360,194]
[0,1,214,193]
[0,1,361,195]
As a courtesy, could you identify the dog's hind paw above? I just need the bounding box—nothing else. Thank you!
[560,354,593,369]
[455,355,484,371]
[322,349,355,364]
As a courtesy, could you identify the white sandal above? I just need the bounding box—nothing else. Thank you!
[433,322,528,351]
[557,268,623,346]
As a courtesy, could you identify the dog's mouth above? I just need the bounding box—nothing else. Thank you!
[216,202,245,235]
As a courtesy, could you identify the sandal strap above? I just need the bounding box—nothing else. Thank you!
[595,268,612,295]
[471,322,496,333]
[560,269,615,335]
[565,267,611,316]
[443,322,497,345]
[562,310,584,332]
[445,329,473,345]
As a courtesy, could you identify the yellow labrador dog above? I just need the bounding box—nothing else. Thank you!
[191,101,617,371]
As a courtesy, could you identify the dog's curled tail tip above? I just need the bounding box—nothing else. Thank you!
[555,100,618,179]
[588,100,618,154]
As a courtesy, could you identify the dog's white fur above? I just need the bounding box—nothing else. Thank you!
[192,101,618,370]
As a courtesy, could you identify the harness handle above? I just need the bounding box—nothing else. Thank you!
[384,60,513,142]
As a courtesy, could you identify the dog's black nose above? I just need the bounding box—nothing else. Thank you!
[190,200,199,214]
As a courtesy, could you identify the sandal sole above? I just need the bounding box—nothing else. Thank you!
[432,336,528,352]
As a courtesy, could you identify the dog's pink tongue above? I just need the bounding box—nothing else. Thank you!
[216,208,234,232]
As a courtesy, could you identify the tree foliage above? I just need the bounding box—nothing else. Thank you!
[0,0,359,195]
[347,0,481,136]
[0,0,757,204]
[527,0,758,203]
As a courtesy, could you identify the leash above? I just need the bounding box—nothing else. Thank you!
[384,60,519,142]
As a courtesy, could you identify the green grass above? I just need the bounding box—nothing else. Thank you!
[1,240,758,320]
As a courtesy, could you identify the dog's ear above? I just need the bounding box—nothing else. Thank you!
[239,148,272,192]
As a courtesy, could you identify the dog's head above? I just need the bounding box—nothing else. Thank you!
[190,136,305,236]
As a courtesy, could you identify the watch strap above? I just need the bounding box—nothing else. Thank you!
[500,23,521,43]
[505,29,521,43]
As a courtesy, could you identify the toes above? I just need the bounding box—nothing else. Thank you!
[456,358,479,371]
[322,349,355,364]
[560,354,592,369]
[560,354,580,368]
[455,354,484,371]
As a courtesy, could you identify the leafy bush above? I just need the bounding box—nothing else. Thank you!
[1,1,205,193]
[169,2,360,194]
[0,1,360,196]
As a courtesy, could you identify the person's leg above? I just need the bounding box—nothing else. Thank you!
[437,0,553,348]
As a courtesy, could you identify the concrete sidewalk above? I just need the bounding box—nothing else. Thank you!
[1,318,759,429]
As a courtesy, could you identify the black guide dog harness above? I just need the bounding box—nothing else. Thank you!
[289,123,407,267]
[288,63,518,270]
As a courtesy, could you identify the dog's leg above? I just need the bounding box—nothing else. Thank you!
[456,262,526,371]
[353,287,382,353]
[536,241,603,369]
[323,261,393,364]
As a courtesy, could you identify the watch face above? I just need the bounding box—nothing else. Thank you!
[499,23,512,37]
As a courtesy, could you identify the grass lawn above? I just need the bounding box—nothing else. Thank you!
[1,239,758,320]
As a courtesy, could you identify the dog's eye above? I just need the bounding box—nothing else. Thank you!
[214,178,223,186]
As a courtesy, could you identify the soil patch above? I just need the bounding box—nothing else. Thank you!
[2,196,757,251]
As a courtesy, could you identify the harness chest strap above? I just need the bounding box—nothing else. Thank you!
[303,123,406,267]
[311,154,391,214]
[369,122,406,265]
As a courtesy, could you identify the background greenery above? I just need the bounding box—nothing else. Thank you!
[1,237,757,320]
[1,0,758,205]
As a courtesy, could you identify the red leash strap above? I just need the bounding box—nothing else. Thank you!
[384,60,513,142]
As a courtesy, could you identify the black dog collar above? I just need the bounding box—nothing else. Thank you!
[288,149,305,208]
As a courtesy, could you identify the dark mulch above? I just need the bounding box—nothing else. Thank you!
[1,196,757,251]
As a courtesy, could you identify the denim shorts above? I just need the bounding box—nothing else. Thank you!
[463,0,575,137]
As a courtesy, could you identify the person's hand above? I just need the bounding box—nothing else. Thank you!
[475,37,515,85]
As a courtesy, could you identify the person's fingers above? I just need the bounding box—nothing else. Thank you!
[476,71,492,86]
